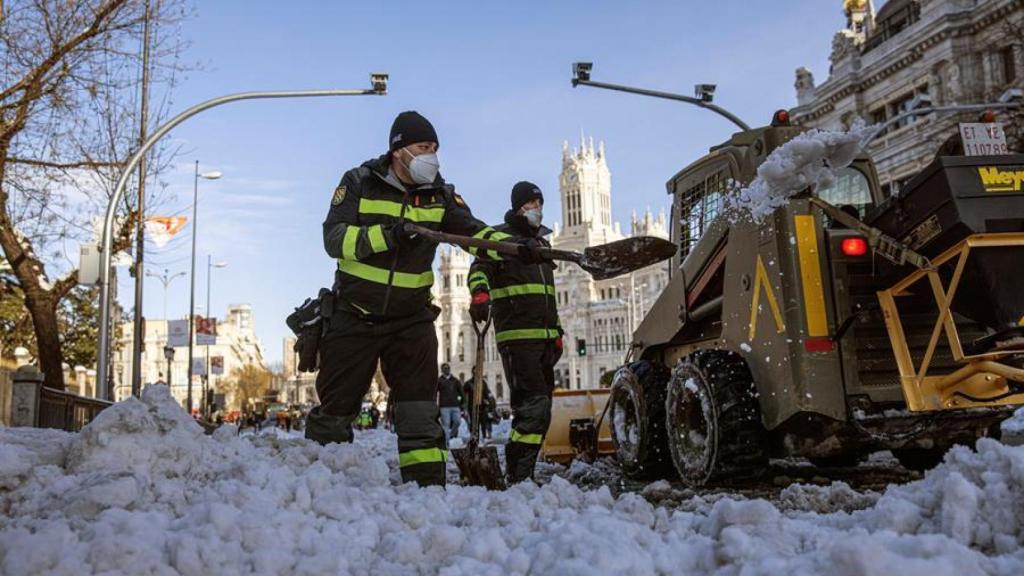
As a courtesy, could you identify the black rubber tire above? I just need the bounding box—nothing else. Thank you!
[893,447,947,472]
[609,361,674,479]
[665,349,769,487]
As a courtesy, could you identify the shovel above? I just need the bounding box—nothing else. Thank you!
[451,316,507,490]
[407,224,676,280]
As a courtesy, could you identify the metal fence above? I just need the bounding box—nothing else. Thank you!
[37,386,111,432]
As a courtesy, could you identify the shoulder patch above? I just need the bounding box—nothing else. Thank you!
[332,185,347,206]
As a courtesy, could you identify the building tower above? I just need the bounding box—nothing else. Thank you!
[556,132,619,252]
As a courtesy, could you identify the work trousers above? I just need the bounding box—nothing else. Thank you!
[498,339,561,483]
[306,308,445,486]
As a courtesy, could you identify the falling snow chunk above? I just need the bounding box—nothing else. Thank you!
[740,342,753,352]
[726,124,872,223]
[2,387,1024,574]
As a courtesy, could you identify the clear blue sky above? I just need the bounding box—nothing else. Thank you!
[123,0,847,366]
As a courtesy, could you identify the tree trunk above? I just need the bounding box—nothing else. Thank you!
[24,291,65,389]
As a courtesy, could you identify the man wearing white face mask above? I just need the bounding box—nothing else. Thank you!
[308,111,539,487]
[467,181,563,484]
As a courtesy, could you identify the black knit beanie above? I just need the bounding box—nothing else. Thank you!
[389,111,438,152]
[511,181,544,212]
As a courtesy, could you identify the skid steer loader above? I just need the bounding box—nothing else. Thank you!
[607,111,1024,486]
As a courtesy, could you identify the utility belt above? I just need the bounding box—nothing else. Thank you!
[286,288,440,372]
[285,288,334,373]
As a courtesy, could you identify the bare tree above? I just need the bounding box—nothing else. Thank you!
[0,0,187,388]
[225,364,271,412]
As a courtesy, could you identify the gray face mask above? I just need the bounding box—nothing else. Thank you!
[523,208,543,228]
[403,148,440,185]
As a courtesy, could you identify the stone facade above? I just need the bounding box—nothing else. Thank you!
[434,135,669,395]
[111,304,266,409]
[791,0,1024,194]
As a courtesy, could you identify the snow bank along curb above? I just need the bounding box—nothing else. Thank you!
[2,386,1023,575]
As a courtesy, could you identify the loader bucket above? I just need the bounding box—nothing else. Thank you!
[542,388,615,464]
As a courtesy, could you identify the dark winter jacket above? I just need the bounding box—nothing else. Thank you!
[468,211,561,345]
[323,154,506,319]
[437,374,463,408]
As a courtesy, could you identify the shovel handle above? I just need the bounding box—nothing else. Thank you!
[407,224,581,265]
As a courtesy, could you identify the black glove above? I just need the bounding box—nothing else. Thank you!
[389,221,418,247]
[517,238,547,264]
[470,291,491,323]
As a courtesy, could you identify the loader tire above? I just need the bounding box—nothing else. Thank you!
[893,447,947,472]
[666,349,768,487]
[609,361,674,479]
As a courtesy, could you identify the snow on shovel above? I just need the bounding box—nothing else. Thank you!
[406,225,676,280]
[451,316,506,490]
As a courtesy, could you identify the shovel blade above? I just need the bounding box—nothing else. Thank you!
[451,444,506,490]
[580,236,677,280]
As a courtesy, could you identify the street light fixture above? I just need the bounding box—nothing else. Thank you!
[186,163,222,417]
[860,96,1023,147]
[97,76,389,399]
[570,61,750,130]
[145,268,186,319]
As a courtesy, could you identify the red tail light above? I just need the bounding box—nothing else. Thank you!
[841,237,868,256]
[979,110,997,123]
[772,109,791,126]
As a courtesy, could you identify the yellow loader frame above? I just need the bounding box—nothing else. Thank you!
[878,233,1024,411]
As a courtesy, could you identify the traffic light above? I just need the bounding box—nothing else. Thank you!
[576,338,587,357]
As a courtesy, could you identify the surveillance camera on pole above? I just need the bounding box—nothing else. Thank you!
[569,61,749,130]
[694,84,716,103]
[371,73,389,95]
[572,62,593,86]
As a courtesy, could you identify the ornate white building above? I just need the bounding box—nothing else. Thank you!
[112,304,266,409]
[791,0,1023,194]
[434,135,669,396]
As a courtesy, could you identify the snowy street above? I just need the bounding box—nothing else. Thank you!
[2,386,1024,575]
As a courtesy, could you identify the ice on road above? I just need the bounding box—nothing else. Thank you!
[2,386,1024,575]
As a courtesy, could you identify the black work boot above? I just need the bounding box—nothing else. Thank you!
[304,406,355,445]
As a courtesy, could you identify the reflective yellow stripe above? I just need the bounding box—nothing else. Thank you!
[368,225,388,253]
[510,430,543,445]
[398,447,447,467]
[491,283,555,299]
[359,198,444,223]
[337,260,434,289]
[341,226,359,260]
[467,227,504,260]
[468,271,489,289]
[794,214,828,337]
[495,328,559,343]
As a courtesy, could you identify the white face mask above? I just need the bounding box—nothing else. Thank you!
[523,208,543,228]
[403,148,440,185]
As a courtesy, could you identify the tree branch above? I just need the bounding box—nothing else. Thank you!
[7,156,122,170]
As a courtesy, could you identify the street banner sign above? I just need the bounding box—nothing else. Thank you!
[145,216,188,248]
[167,319,189,347]
[211,356,225,375]
[959,122,1009,156]
[191,357,206,376]
[196,316,217,345]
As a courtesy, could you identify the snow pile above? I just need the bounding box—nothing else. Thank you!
[726,125,871,222]
[3,389,1024,575]
[1001,407,1024,446]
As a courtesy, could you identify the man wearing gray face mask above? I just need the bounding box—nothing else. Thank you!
[308,111,515,487]
[467,181,563,484]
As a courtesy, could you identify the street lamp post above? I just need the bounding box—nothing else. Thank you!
[859,91,1023,147]
[203,256,227,417]
[96,76,389,401]
[145,268,186,319]
[186,164,222,416]
[163,344,175,391]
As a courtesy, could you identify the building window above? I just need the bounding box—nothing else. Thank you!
[458,332,465,362]
[1001,46,1017,84]
[891,92,917,129]
[496,374,504,400]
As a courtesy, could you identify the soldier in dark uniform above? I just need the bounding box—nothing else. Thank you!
[306,111,544,486]
[468,181,563,483]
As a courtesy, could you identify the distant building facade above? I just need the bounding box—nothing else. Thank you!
[433,135,669,395]
[791,0,1023,194]
[112,304,266,409]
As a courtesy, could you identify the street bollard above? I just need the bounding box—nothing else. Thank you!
[11,365,44,427]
